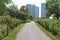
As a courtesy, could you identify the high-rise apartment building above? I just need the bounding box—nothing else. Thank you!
[41,3,46,17]
[26,4,39,19]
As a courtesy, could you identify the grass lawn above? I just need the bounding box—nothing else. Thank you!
[3,23,25,40]
[36,23,58,40]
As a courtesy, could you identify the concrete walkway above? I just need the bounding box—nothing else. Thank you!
[16,21,51,40]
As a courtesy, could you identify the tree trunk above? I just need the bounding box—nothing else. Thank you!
[56,4,59,19]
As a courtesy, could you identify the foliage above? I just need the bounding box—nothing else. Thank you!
[46,0,60,19]
[20,6,32,21]
[36,19,60,39]
[0,0,31,39]
[3,24,25,40]
[20,5,29,13]
[0,16,22,39]
[8,5,32,22]
[9,4,18,10]
[0,0,12,16]
[36,23,57,40]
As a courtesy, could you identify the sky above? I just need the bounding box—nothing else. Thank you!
[12,0,46,17]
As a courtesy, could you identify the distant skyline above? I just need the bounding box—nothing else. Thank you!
[12,0,46,17]
[26,4,39,19]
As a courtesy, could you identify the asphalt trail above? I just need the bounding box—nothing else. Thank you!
[16,21,51,40]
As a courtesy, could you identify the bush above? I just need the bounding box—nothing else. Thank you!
[36,19,60,37]
[0,16,22,39]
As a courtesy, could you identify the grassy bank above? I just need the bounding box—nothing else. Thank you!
[36,23,57,40]
[3,23,25,40]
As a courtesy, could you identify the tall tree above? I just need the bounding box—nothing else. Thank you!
[46,0,60,19]
[20,6,26,12]
[0,0,12,15]
[9,4,18,10]
[20,6,29,13]
[20,6,31,20]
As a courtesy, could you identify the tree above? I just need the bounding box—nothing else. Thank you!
[0,0,12,16]
[8,4,20,18]
[20,6,30,13]
[0,0,12,36]
[9,4,18,10]
[20,6,26,12]
[20,6,31,20]
[46,0,60,19]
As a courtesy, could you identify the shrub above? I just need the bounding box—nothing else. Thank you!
[36,18,60,37]
[0,16,22,39]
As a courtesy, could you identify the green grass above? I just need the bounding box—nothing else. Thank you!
[36,23,58,40]
[3,23,25,40]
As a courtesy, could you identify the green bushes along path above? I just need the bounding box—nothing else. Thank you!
[35,19,60,40]
[3,23,25,40]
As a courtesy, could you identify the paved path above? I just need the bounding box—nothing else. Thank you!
[16,21,51,40]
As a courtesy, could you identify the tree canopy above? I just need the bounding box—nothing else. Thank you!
[0,0,12,16]
[46,0,60,19]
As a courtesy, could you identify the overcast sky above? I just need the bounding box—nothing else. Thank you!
[12,0,46,17]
